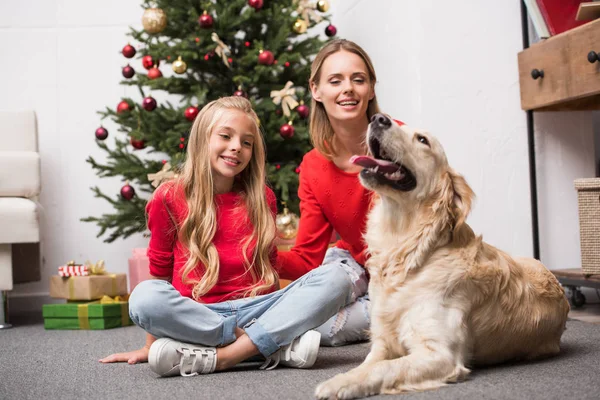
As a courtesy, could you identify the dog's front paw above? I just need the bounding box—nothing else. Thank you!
[315,375,369,400]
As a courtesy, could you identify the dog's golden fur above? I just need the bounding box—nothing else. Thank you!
[315,117,570,399]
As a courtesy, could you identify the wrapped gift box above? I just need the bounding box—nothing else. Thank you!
[42,297,132,330]
[49,274,128,301]
[128,248,153,292]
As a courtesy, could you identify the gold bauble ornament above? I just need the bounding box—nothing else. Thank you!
[316,0,330,12]
[292,18,308,34]
[172,56,187,74]
[142,8,167,34]
[276,206,299,240]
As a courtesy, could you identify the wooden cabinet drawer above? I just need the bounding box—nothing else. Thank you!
[567,20,600,106]
[518,19,600,111]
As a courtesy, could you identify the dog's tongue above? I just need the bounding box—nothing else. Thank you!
[350,155,399,173]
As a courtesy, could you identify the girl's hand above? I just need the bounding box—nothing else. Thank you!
[99,345,150,364]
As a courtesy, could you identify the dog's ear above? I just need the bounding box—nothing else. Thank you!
[401,169,473,273]
[447,168,474,231]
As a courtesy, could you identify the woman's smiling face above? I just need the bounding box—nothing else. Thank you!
[310,50,375,124]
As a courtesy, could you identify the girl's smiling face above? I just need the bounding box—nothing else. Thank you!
[209,109,256,192]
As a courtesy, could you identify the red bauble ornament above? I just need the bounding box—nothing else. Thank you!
[120,183,135,200]
[122,44,136,58]
[184,106,199,121]
[258,50,275,65]
[142,96,157,111]
[95,127,108,140]
[117,100,131,114]
[147,66,162,80]
[142,55,157,70]
[233,88,248,98]
[198,11,213,28]
[296,104,309,119]
[130,138,146,149]
[325,24,337,37]
[248,0,264,10]
[280,123,295,139]
[122,65,135,79]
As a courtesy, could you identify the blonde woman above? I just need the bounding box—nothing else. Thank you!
[278,39,400,346]
[100,97,356,377]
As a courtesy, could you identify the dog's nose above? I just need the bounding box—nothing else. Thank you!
[370,113,392,127]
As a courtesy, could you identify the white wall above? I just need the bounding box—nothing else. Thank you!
[1,0,596,308]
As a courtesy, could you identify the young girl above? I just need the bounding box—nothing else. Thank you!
[100,96,359,377]
[277,39,389,346]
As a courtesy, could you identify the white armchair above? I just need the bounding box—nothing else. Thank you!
[0,110,41,329]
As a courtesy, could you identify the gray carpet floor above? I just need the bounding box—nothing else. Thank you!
[1,314,599,400]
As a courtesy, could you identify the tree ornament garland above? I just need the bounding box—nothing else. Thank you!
[121,44,136,58]
[147,66,162,80]
[122,65,135,79]
[172,56,187,74]
[248,0,264,10]
[95,127,108,140]
[120,182,135,200]
[184,106,199,121]
[292,19,308,34]
[142,8,167,34]
[325,24,337,37]
[198,11,213,29]
[280,122,295,138]
[117,100,131,114]
[142,55,156,70]
[142,96,157,111]
[258,49,275,65]
[130,138,146,149]
[316,0,330,12]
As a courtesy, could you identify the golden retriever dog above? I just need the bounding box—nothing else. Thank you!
[315,114,570,399]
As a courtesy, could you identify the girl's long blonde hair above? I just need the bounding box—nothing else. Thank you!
[176,96,277,300]
[309,39,381,159]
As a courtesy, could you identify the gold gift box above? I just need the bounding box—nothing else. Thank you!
[49,274,128,301]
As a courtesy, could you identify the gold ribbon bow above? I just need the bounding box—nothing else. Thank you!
[84,260,106,275]
[270,81,299,117]
[295,0,322,25]
[147,162,176,188]
[211,32,231,68]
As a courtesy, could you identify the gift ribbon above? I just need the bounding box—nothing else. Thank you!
[211,32,231,68]
[76,294,131,329]
[77,304,91,330]
[295,0,322,25]
[270,81,299,117]
[147,162,176,188]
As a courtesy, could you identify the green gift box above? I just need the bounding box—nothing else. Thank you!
[42,297,132,330]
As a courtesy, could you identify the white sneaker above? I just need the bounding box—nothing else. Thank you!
[148,338,217,377]
[260,330,321,370]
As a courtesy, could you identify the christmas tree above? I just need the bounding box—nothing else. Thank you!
[83,0,337,242]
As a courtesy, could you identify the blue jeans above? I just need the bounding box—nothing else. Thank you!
[129,248,367,357]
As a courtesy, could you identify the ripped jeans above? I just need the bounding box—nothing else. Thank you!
[128,248,368,358]
[314,247,370,346]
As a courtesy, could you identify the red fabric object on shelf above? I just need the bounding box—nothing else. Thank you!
[536,0,587,35]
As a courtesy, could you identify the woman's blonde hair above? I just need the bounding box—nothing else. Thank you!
[309,39,381,158]
[176,96,277,300]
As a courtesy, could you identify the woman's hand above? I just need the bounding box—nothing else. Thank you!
[99,345,150,364]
